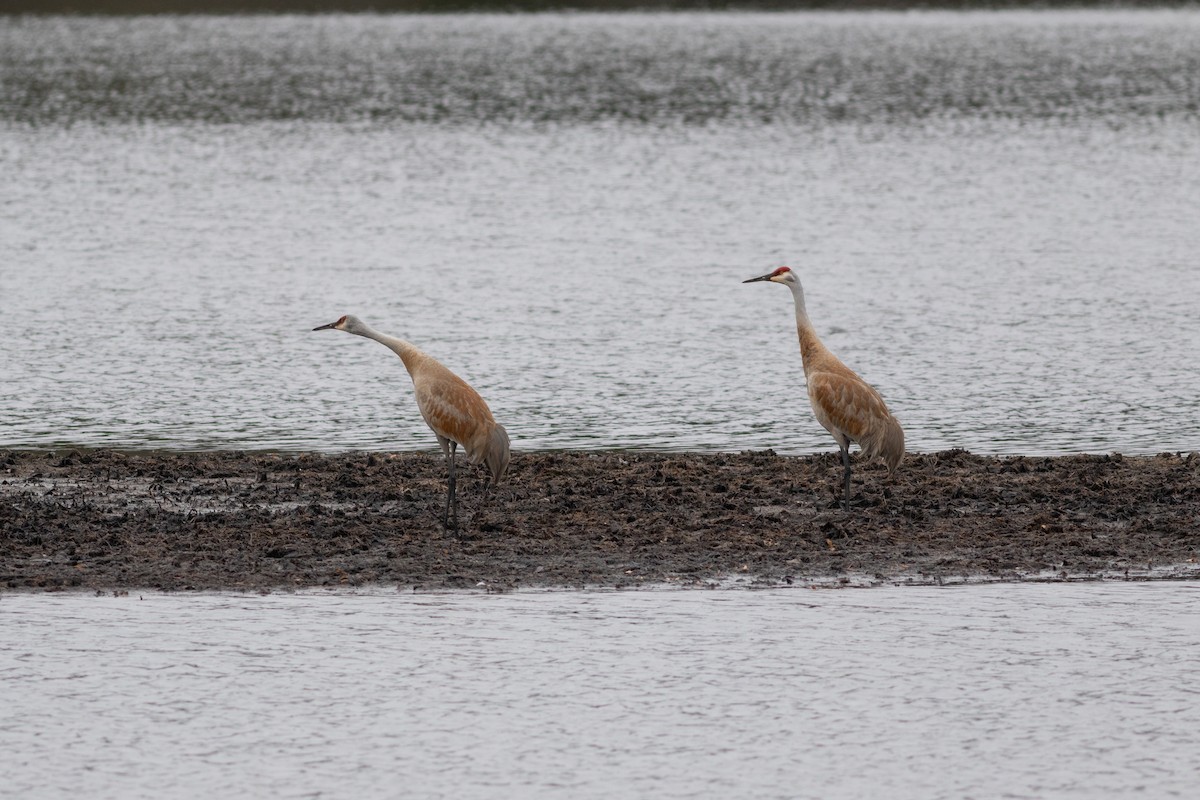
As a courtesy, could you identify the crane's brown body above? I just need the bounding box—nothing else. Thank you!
[745,267,904,509]
[313,315,509,528]
[398,344,510,486]
[799,326,905,477]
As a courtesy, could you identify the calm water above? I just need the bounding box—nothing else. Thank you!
[1,584,1198,798]
[2,12,1200,455]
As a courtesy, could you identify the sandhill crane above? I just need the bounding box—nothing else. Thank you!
[313,315,510,530]
[743,267,904,511]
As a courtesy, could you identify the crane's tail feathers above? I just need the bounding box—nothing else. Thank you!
[485,423,511,486]
[861,416,905,476]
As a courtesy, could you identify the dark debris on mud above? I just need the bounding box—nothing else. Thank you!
[1,448,1198,592]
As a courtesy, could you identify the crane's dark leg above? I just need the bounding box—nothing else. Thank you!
[832,434,852,512]
[445,441,458,531]
[840,446,852,512]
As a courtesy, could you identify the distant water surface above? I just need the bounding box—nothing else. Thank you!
[2,11,1199,455]
[2,584,1199,799]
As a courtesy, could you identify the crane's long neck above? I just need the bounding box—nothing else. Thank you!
[350,324,423,377]
[788,281,825,374]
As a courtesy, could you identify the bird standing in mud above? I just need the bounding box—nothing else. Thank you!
[743,267,904,510]
[312,315,510,530]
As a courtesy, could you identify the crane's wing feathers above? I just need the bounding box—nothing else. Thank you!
[414,369,496,457]
[807,370,893,443]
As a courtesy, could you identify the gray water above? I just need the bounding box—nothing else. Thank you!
[3,11,1200,455]
[2,583,1199,799]
[5,18,1199,797]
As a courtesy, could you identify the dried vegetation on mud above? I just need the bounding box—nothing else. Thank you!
[1,448,1198,592]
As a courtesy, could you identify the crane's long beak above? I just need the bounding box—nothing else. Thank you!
[312,322,337,331]
[742,273,773,284]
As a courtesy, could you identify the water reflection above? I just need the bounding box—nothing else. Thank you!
[2,584,1199,798]
[4,11,1199,126]
[1,13,1199,455]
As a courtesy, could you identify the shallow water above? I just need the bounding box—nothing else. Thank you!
[2,583,1199,799]
[2,12,1200,455]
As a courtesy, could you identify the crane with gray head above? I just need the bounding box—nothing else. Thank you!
[313,314,510,530]
[743,267,904,510]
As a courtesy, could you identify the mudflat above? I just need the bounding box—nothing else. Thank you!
[1,448,1197,592]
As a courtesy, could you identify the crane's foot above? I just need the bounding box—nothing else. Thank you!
[827,487,853,512]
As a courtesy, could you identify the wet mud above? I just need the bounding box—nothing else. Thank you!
[1,448,1198,592]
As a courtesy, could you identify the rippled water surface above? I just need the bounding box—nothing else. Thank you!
[2,584,1199,798]
[2,11,1200,455]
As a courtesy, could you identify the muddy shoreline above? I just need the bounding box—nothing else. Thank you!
[1,448,1198,592]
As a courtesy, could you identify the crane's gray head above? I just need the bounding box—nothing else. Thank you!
[743,266,799,286]
[312,314,367,334]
